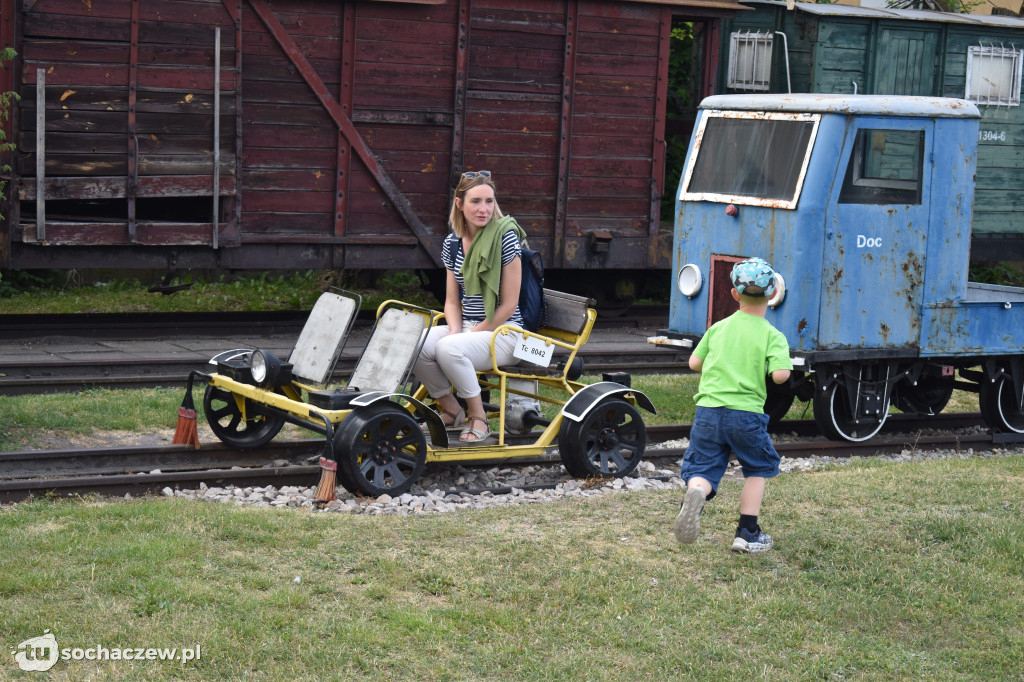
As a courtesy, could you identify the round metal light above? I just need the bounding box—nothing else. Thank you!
[768,272,786,308]
[677,263,703,298]
[250,350,270,384]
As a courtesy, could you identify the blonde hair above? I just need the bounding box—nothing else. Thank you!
[448,172,503,238]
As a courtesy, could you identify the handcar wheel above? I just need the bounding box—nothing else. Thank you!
[334,402,427,497]
[813,380,889,442]
[894,376,954,416]
[979,374,1024,434]
[558,398,646,479]
[203,385,286,449]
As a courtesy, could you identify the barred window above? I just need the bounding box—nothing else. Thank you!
[728,32,773,91]
[965,45,1022,106]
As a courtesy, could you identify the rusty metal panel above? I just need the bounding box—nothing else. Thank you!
[922,300,1024,356]
[818,121,932,350]
[669,94,1002,363]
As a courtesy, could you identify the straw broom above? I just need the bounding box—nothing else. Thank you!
[172,374,201,449]
[313,456,338,503]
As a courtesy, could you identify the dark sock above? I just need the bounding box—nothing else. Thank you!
[738,514,759,534]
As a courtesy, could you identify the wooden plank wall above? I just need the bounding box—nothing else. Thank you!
[15,0,238,245]
[458,0,669,269]
[571,2,664,255]
[6,0,674,271]
[462,0,567,254]
[943,28,1024,238]
[239,0,456,254]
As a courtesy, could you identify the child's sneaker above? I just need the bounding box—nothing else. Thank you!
[673,486,706,544]
[731,527,773,553]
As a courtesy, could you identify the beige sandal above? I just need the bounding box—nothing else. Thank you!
[442,407,467,429]
[423,407,466,432]
[459,416,492,443]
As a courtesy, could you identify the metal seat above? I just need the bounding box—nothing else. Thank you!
[348,302,433,394]
[308,300,434,410]
[288,288,361,387]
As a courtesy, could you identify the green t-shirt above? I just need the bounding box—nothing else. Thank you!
[692,311,793,414]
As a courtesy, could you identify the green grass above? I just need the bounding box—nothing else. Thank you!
[0,270,440,315]
[0,376,695,452]
[2,455,1023,680]
[0,376,980,453]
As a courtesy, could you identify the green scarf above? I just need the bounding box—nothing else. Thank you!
[459,214,527,323]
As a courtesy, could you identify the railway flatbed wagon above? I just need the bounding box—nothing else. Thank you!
[665,93,1024,442]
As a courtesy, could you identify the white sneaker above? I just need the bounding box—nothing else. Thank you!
[731,528,774,553]
[673,486,706,544]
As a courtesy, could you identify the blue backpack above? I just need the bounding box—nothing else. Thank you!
[518,244,547,332]
[449,232,546,332]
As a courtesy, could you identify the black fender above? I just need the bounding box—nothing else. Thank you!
[561,381,656,423]
[344,391,448,448]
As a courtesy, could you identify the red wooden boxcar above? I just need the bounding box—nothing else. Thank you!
[0,0,742,295]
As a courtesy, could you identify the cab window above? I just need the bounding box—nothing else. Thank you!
[839,129,924,205]
[680,111,818,209]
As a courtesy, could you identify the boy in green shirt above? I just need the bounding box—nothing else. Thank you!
[674,257,793,553]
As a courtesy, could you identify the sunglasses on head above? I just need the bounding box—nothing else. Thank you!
[462,170,491,179]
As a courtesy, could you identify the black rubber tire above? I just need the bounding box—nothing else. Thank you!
[979,374,1024,434]
[334,402,427,497]
[813,380,889,442]
[557,398,646,478]
[203,385,285,449]
[764,379,795,424]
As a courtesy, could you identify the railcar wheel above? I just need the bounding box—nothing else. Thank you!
[764,380,795,424]
[979,374,1024,434]
[813,381,889,442]
[558,398,646,478]
[334,402,427,497]
[894,376,953,416]
[203,385,285,449]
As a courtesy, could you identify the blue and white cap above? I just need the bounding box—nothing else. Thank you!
[731,257,777,298]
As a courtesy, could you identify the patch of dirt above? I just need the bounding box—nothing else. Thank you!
[14,426,217,451]
[14,422,311,451]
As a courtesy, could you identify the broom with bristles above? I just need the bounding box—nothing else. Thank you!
[172,373,201,449]
[313,456,338,503]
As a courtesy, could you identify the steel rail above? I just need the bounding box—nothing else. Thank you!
[0,306,670,341]
[1,415,1007,503]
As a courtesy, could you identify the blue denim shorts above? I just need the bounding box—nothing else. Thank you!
[680,405,780,499]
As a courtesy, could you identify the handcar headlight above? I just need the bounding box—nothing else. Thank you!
[677,263,702,298]
[250,349,292,387]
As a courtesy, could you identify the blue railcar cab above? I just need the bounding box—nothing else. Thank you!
[668,93,1024,442]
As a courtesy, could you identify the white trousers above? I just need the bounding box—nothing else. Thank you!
[413,322,520,399]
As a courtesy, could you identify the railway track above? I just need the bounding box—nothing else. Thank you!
[0,306,670,341]
[2,414,1011,503]
[0,307,681,396]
